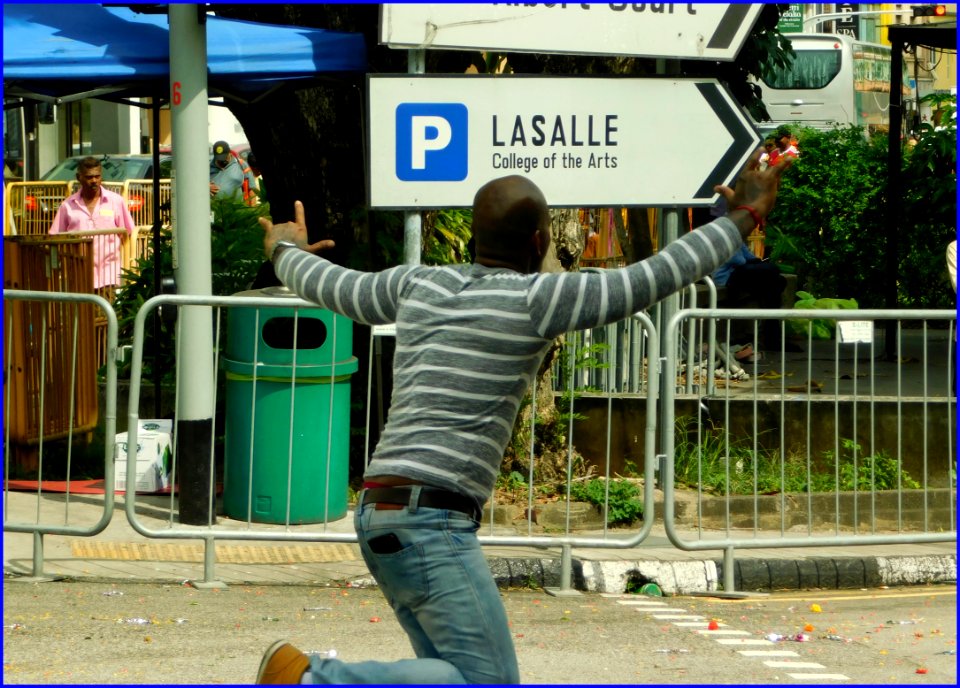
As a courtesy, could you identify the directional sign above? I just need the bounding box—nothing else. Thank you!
[380,3,763,61]
[368,75,760,209]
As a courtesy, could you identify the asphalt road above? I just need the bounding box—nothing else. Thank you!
[3,581,955,684]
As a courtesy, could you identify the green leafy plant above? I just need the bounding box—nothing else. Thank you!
[673,416,787,495]
[766,120,955,310]
[674,416,922,495]
[825,439,921,491]
[422,208,472,265]
[898,92,957,309]
[551,339,610,447]
[495,470,531,504]
[787,290,859,340]
[569,477,644,526]
[113,198,272,382]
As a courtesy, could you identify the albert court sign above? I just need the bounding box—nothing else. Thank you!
[368,75,761,209]
[380,3,763,61]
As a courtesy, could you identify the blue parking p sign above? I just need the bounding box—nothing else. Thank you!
[395,103,468,181]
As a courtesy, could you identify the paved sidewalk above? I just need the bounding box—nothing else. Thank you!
[3,490,955,595]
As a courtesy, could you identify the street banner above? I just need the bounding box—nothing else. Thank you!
[778,4,805,33]
[380,3,763,61]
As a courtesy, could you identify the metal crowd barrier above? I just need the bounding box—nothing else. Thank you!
[661,307,957,592]
[123,179,172,263]
[369,313,663,593]
[2,290,119,580]
[4,287,956,595]
[118,294,664,590]
[119,293,361,588]
[3,181,71,236]
[4,179,164,277]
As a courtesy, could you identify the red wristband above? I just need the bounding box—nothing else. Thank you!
[733,205,764,229]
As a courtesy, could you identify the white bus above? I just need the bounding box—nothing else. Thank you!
[756,33,910,136]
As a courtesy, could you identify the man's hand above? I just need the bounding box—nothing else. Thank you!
[259,200,335,260]
[714,148,793,239]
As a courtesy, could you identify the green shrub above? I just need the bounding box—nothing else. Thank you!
[787,290,859,340]
[113,198,271,382]
[826,439,921,491]
[673,416,920,495]
[767,119,955,310]
[569,477,644,526]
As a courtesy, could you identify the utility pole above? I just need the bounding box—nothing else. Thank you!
[168,4,216,525]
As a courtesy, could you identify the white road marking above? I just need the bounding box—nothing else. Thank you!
[673,621,723,627]
[763,660,826,669]
[605,595,852,681]
[615,599,669,606]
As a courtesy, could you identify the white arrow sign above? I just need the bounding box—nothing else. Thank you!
[368,75,760,209]
[380,3,763,61]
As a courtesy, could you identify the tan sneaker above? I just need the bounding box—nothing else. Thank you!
[256,641,310,684]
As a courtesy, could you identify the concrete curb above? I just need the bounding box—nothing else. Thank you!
[490,554,957,594]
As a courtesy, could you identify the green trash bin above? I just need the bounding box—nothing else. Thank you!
[223,286,357,524]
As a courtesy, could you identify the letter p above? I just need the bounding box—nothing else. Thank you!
[396,103,468,182]
[410,116,452,169]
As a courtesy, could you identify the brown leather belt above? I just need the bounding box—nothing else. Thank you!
[361,486,482,521]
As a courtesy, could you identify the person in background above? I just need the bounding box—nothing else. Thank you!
[245,151,265,203]
[948,240,957,394]
[49,155,135,289]
[209,140,257,205]
[711,241,789,359]
[771,129,799,165]
[252,149,792,684]
[582,225,600,260]
[759,137,776,170]
[946,240,956,292]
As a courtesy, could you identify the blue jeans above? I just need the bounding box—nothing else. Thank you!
[303,490,520,684]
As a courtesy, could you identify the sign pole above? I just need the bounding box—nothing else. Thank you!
[656,58,683,490]
[403,49,424,266]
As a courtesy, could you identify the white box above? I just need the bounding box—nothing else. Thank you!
[114,419,173,493]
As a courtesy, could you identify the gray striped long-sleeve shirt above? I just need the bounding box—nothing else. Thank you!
[274,216,742,503]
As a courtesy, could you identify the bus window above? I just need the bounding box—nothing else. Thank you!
[765,49,842,90]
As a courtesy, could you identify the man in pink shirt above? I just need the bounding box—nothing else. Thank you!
[49,156,135,289]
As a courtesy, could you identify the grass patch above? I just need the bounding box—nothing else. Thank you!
[673,416,920,495]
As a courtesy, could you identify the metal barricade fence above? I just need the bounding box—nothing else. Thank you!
[660,307,957,592]
[2,290,119,580]
[4,179,162,277]
[553,278,724,397]
[123,179,172,263]
[7,286,954,593]
[3,236,101,454]
[126,295,372,587]
[3,181,71,236]
[117,294,665,590]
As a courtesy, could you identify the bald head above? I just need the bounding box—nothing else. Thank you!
[472,175,550,273]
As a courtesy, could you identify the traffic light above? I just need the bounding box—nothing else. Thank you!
[912,4,947,17]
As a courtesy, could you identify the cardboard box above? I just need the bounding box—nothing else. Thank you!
[114,419,173,493]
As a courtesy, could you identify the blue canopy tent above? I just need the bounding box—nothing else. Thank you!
[3,4,367,104]
[4,3,367,417]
